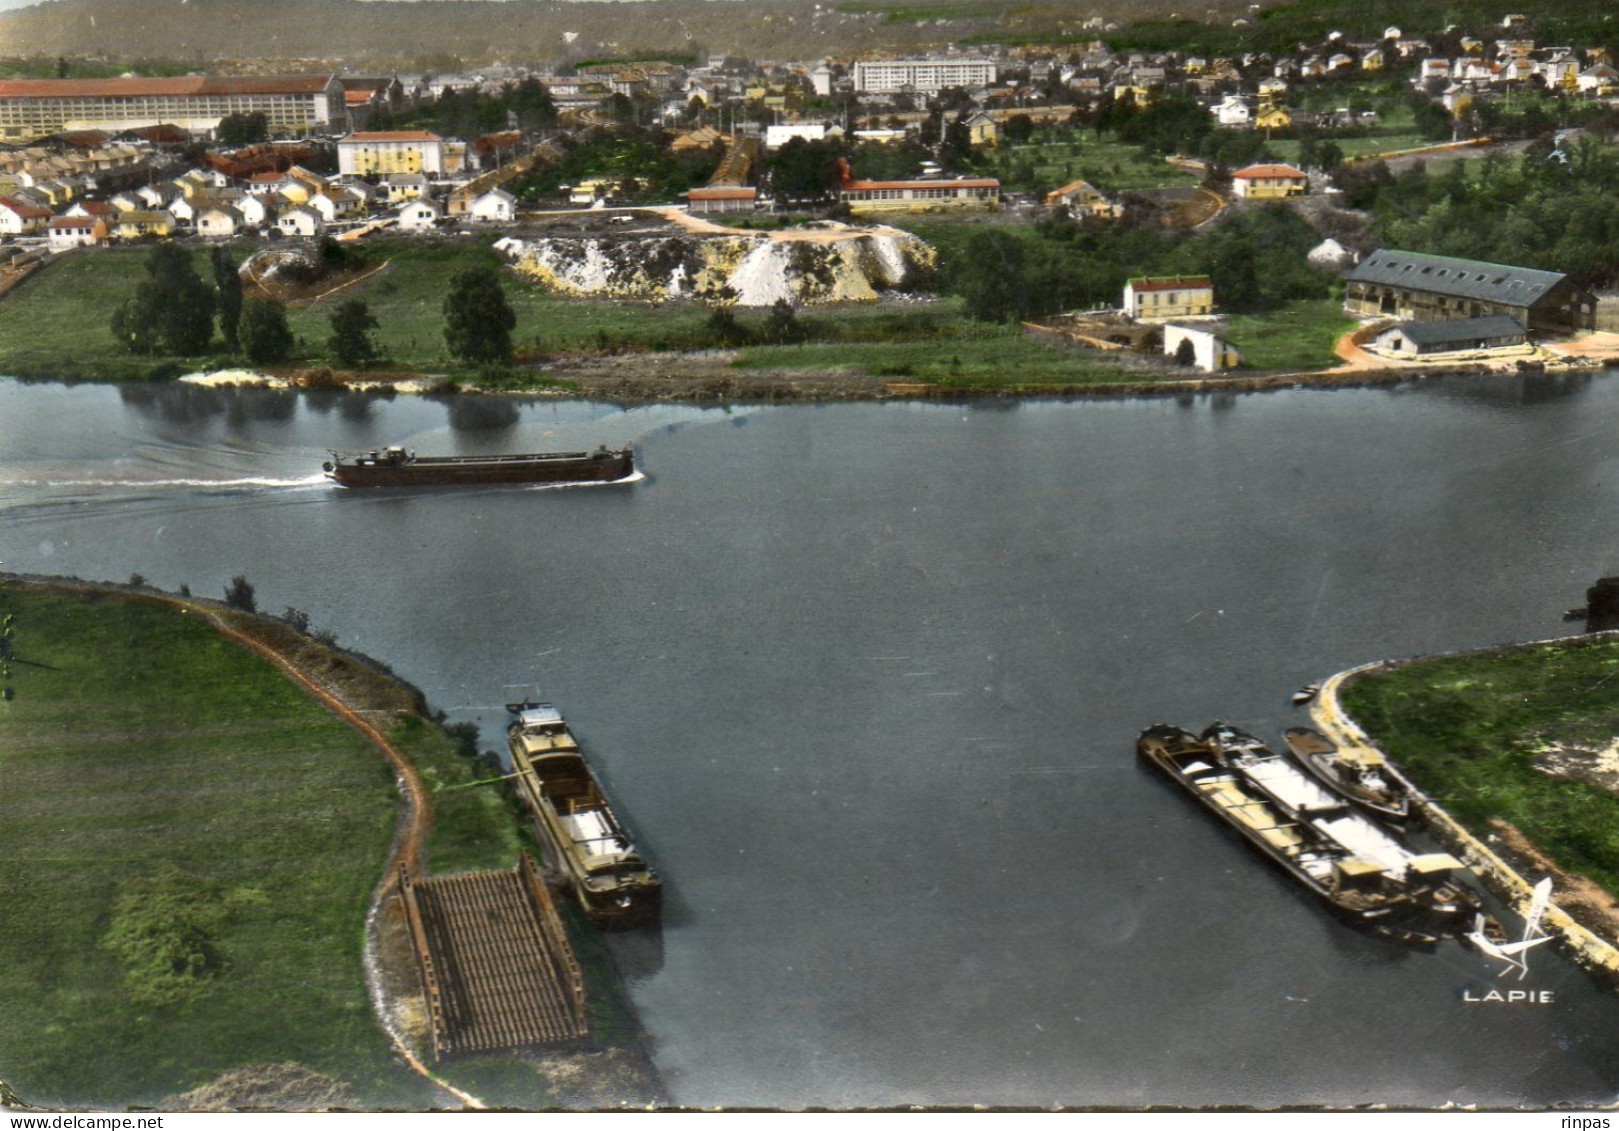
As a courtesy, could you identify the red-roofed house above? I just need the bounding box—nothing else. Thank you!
[337,131,445,176]
[0,195,52,234]
[1231,163,1308,199]
[47,213,105,248]
[1123,275,1215,320]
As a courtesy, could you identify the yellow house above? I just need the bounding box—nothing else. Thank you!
[336,131,446,177]
[1231,162,1307,198]
[966,113,999,147]
[1255,105,1292,132]
[1124,275,1214,320]
[1361,49,1385,71]
[114,210,175,240]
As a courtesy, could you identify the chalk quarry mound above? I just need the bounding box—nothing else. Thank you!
[495,227,936,306]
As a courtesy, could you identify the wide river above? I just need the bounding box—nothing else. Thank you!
[4,372,1619,1108]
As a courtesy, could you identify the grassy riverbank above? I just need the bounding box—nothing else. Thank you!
[0,579,644,1109]
[0,236,1358,393]
[1338,635,1619,898]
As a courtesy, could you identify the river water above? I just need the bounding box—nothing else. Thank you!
[4,373,1619,1108]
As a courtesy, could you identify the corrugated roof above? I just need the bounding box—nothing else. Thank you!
[1385,314,1527,345]
[1347,248,1567,306]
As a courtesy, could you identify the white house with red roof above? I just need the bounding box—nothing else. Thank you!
[1123,275,1215,320]
[47,213,103,248]
[0,194,51,234]
[1231,163,1308,198]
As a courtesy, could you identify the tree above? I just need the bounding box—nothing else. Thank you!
[704,302,751,346]
[327,299,381,368]
[957,230,1029,323]
[765,298,805,344]
[223,575,256,612]
[239,299,294,364]
[1003,114,1035,144]
[211,247,242,352]
[1174,337,1197,367]
[218,112,269,147]
[113,244,215,357]
[442,268,517,364]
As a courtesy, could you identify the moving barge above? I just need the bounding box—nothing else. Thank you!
[323,445,635,487]
[506,702,661,930]
[1138,722,1481,944]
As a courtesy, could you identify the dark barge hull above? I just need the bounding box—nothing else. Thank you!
[324,448,635,487]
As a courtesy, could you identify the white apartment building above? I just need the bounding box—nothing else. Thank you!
[0,75,342,141]
[851,57,998,93]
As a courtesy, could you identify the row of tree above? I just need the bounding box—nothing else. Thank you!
[111,247,519,368]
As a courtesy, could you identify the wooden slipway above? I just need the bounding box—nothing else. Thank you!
[399,856,590,1059]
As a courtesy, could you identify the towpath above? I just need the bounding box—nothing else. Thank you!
[180,599,486,1110]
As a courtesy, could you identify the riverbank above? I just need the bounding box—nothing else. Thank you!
[0,575,658,1111]
[1312,634,1619,990]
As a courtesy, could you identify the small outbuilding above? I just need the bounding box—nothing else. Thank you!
[1370,315,1528,356]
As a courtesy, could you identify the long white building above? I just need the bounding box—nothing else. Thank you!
[0,75,342,141]
[851,57,998,93]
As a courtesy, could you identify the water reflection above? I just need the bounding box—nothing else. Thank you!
[442,395,521,433]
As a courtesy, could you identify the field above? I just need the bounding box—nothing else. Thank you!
[0,581,608,1109]
[1223,297,1354,371]
[1339,636,1619,898]
[0,585,425,1108]
[980,134,1200,194]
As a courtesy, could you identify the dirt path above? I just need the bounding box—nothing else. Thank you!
[182,600,485,1110]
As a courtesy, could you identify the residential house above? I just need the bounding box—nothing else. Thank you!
[1044,179,1120,218]
[1255,104,1293,132]
[1124,275,1214,320]
[396,198,442,231]
[1162,323,1240,370]
[468,187,517,223]
[965,113,999,146]
[1231,162,1308,197]
[277,206,322,238]
[196,205,246,238]
[46,214,103,248]
[1578,64,1619,94]
[236,193,276,228]
[113,210,174,239]
[0,194,51,234]
[1212,94,1252,127]
[384,173,431,202]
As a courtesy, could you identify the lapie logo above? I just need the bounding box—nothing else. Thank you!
[1462,876,1556,1004]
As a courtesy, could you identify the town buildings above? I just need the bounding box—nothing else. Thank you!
[0,75,343,141]
[851,57,998,93]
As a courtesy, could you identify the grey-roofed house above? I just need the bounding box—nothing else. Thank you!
[1345,248,1593,332]
[1370,315,1528,356]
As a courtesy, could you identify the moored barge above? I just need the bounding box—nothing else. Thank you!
[506,701,661,930]
[1139,722,1481,944]
[323,445,635,487]
[1282,725,1414,823]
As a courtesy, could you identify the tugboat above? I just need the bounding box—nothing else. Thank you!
[1282,725,1414,823]
[1139,723,1485,945]
[323,445,635,487]
[506,701,661,929]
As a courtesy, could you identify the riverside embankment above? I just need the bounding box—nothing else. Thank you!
[1312,637,1619,991]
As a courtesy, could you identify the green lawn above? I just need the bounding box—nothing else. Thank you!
[0,586,427,1108]
[735,329,1145,387]
[985,134,1200,194]
[1340,637,1619,898]
[1267,132,1430,165]
[1224,297,1353,371]
[0,583,592,1109]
